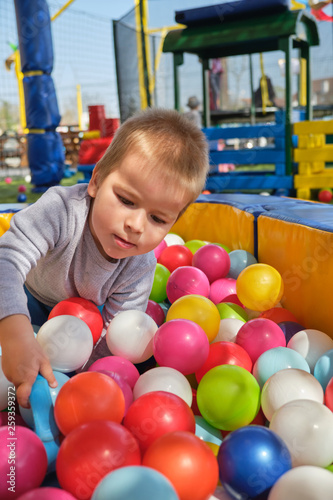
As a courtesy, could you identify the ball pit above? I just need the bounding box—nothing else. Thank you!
[211,317,245,343]
[17,487,77,500]
[227,249,257,279]
[192,243,230,283]
[157,244,193,272]
[268,466,333,500]
[314,348,333,390]
[236,317,286,363]
[88,355,140,388]
[149,263,170,303]
[166,266,210,303]
[278,320,305,343]
[209,277,237,305]
[216,301,248,321]
[287,329,333,372]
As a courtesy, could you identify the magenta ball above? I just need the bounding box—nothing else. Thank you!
[18,185,27,193]
[209,278,237,305]
[17,487,77,500]
[166,266,210,304]
[154,239,167,259]
[192,244,230,283]
[95,370,133,415]
[0,426,48,500]
[153,319,210,374]
[236,318,286,363]
[146,300,165,326]
[88,355,140,388]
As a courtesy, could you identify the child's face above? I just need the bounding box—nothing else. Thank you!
[87,152,192,260]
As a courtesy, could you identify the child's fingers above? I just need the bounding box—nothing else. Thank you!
[16,381,32,409]
[39,360,58,388]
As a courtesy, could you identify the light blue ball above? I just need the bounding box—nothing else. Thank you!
[195,415,222,446]
[253,346,310,388]
[314,348,333,391]
[228,250,257,279]
[91,466,179,500]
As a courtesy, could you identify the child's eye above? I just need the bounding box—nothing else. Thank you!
[151,215,166,224]
[118,195,133,206]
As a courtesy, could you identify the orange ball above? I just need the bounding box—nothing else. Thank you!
[236,263,284,311]
[143,431,219,500]
[259,307,299,324]
[166,294,220,343]
[54,372,125,435]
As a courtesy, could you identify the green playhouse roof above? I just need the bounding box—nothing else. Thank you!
[163,9,319,58]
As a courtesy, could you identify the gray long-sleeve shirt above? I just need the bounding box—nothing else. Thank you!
[0,184,157,335]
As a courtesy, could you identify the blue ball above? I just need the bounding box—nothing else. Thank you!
[314,348,333,390]
[218,425,292,499]
[91,466,179,500]
[17,193,27,203]
[253,346,310,388]
[228,250,257,279]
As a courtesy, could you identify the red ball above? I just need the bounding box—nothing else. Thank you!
[192,244,230,283]
[56,420,141,500]
[158,244,193,273]
[325,377,333,411]
[195,341,253,383]
[142,431,219,500]
[49,297,103,344]
[259,307,299,324]
[166,266,210,304]
[318,189,333,203]
[18,184,27,193]
[54,372,125,435]
[145,300,165,326]
[123,391,195,453]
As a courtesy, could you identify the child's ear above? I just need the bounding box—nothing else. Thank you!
[87,165,99,198]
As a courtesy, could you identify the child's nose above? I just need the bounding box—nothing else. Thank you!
[126,210,145,233]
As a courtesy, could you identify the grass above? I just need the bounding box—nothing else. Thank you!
[0,172,84,205]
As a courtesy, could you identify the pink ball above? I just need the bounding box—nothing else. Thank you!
[4,177,12,184]
[236,318,286,363]
[153,319,210,374]
[154,239,167,259]
[166,266,210,304]
[0,426,48,500]
[192,244,230,283]
[209,278,237,304]
[96,370,133,415]
[18,185,27,193]
[88,355,140,389]
[145,300,165,326]
[17,487,77,500]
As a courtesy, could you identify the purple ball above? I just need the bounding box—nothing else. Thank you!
[278,321,304,344]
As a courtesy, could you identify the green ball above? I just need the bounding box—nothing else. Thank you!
[326,463,333,473]
[197,365,261,431]
[185,239,206,254]
[216,302,248,322]
[149,263,170,303]
[213,242,230,253]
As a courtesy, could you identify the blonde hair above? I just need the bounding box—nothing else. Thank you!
[93,108,209,204]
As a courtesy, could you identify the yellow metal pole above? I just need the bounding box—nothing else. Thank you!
[134,0,148,109]
[76,84,83,129]
[14,50,26,131]
[51,0,75,21]
[299,58,307,107]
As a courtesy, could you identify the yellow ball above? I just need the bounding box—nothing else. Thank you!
[166,294,220,343]
[236,263,284,312]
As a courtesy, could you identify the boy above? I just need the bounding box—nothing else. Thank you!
[0,108,209,408]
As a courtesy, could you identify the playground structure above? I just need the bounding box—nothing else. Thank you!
[163,1,327,197]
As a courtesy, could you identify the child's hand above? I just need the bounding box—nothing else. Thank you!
[0,315,57,408]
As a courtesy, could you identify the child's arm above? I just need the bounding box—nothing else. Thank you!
[0,314,57,408]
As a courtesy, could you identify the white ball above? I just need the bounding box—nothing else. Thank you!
[287,329,333,372]
[261,368,324,421]
[133,366,193,407]
[0,356,14,411]
[106,310,158,364]
[164,233,185,246]
[212,318,245,343]
[268,466,333,500]
[37,315,93,372]
[269,399,333,467]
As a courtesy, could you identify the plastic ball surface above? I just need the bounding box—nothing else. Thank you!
[123,390,196,453]
[236,318,286,363]
[259,307,300,324]
[216,302,247,321]
[91,466,180,500]
[166,294,220,343]
[145,300,165,326]
[227,249,257,279]
[166,266,210,304]
[261,368,324,421]
[253,346,310,388]
[88,355,139,388]
[16,487,77,500]
[287,329,333,372]
[218,425,292,499]
[212,318,245,344]
[54,371,125,435]
[157,244,193,272]
[268,466,333,500]
[313,348,333,390]
[149,263,170,303]
[142,431,219,500]
[133,366,193,407]
[48,297,103,344]
[36,315,93,372]
[106,310,158,363]
[324,376,333,411]
[278,320,305,343]
[236,263,284,311]
[56,420,141,500]
[0,426,48,500]
[209,277,237,305]
[192,244,230,283]
[197,365,261,431]
[153,319,209,374]
[269,399,333,467]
